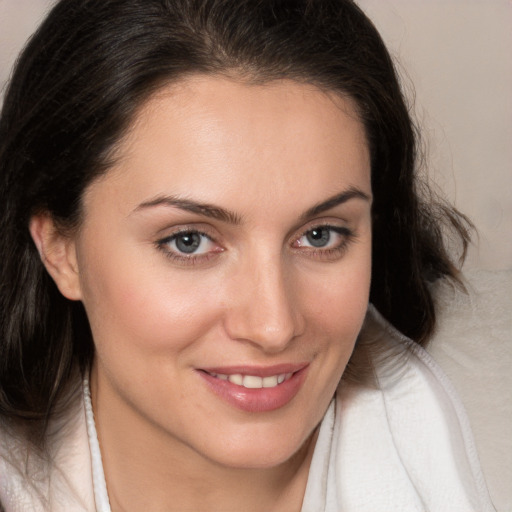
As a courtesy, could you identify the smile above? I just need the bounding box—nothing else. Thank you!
[199,365,309,413]
[205,372,294,389]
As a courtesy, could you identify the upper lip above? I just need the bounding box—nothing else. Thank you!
[199,363,308,377]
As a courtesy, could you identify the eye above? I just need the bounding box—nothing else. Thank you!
[170,231,210,254]
[295,226,350,249]
[157,229,221,261]
[303,227,332,248]
[292,224,355,261]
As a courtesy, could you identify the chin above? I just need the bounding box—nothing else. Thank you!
[197,424,318,471]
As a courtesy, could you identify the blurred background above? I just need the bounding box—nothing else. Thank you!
[1,0,511,271]
[359,0,512,272]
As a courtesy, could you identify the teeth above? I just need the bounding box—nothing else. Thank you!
[228,374,243,386]
[211,372,292,389]
[243,375,263,388]
[262,376,278,388]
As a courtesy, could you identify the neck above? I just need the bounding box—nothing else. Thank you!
[108,435,316,512]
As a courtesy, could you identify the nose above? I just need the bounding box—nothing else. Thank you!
[223,254,304,353]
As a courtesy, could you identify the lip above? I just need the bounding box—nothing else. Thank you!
[200,363,306,378]
[197,363,309,413]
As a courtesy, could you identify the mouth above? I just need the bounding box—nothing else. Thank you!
[197,364,309,413]
[203,371,294,389]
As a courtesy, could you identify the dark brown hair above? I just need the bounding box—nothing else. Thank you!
[0,0,470,432]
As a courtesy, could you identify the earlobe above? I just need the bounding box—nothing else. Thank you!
[29,214,82,301]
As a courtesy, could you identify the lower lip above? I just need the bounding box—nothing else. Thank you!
[198,367,308,413]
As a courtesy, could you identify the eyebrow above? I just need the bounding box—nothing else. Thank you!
[134,186,370,225]
[134,195,242,224]
[300,187,371,221]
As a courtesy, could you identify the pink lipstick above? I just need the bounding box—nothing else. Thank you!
[197,364,308,413]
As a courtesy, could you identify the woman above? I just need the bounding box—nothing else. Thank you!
[0,0,494,510]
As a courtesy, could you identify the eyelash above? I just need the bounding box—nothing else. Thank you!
[155,224,356,265]
[293,224,356,261]
[156,228,221,266]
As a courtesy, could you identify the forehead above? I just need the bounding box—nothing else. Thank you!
[86,75,371,219]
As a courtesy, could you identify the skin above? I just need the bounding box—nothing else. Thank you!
[31,76,372,511]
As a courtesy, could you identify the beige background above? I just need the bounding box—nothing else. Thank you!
[1,1,511,272]
[358,0,512,272]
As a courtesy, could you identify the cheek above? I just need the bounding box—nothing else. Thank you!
[77,243,223,355]
[300,255,371,338]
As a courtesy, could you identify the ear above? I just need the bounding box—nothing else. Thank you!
[29,214,82,301]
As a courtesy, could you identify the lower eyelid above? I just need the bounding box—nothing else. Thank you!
[155,241,222,267]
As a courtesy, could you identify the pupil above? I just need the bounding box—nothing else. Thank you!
[307,228,330,247]
[176,233,201,253]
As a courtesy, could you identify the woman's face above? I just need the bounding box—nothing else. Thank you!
[72,76,372,469]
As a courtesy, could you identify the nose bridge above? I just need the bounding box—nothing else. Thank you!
[225,249,302,351]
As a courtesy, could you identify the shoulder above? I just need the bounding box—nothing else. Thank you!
[330,306,495,511]
[0,384,95,512]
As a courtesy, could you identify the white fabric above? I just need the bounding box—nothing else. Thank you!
[83,379,110,512]
[302,307,495,511]
[0,307,496,511]
[427,269,512,511]
[0,392,95,511]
